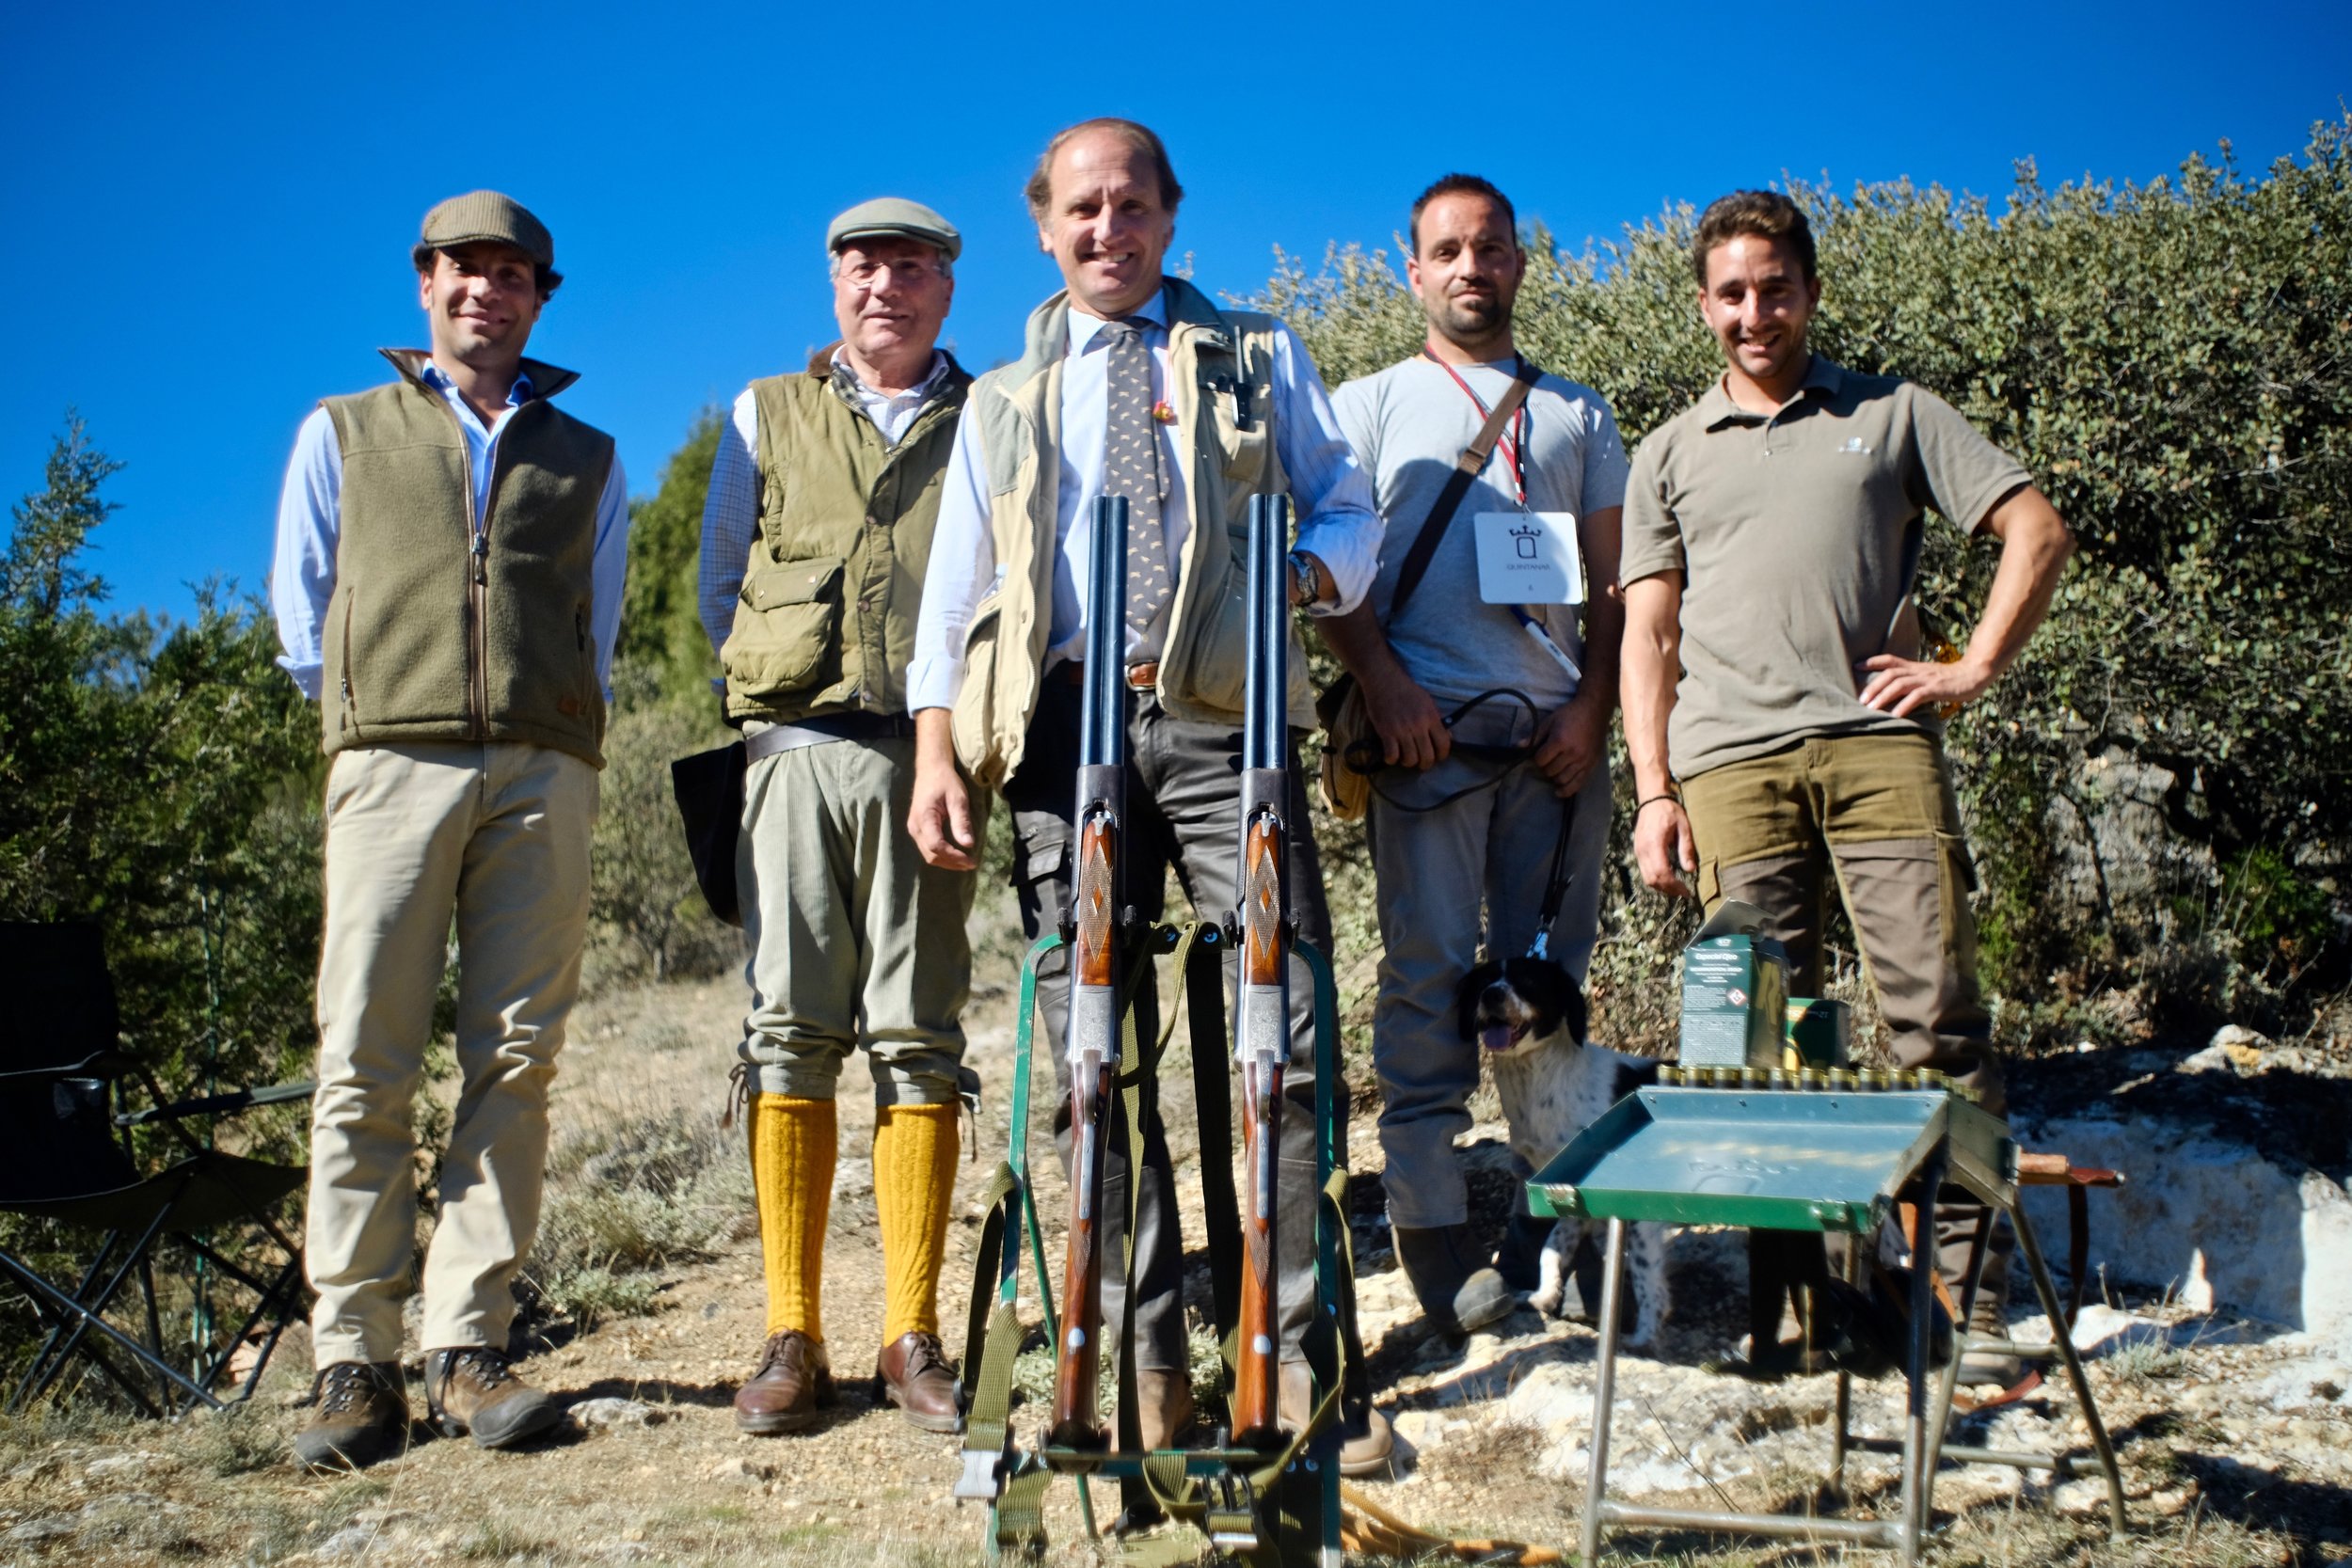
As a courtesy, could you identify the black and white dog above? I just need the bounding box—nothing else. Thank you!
[1456,956,1670,1347]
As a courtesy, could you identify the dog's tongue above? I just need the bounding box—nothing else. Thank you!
[1480,1023,1517,1053]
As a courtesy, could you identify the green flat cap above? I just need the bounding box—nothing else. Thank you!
[826,197,961,261]
[420,190,554,269]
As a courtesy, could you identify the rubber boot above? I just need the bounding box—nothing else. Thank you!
[1393,1223,1516,1335]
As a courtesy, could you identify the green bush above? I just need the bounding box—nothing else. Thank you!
[1260,118,2352,1050]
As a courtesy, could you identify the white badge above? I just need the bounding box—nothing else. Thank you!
[1473,512,1581,606]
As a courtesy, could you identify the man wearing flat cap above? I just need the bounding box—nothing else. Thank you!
[696,198,975,1436]
[270,192,629,1467]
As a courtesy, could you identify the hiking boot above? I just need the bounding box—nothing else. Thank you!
[1133,1368,1196,1451]
[1279,1362,1394,1479]
[734,1329,835,1435]
[1393,1224,1517,1336]
[422,1347,563,1449]
[292,1360,408,1470]
[875,1331,961,1434]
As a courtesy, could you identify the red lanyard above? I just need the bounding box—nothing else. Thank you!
[1424,350,1530,505]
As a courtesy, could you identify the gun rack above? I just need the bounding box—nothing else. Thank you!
[953,920,1354,1567]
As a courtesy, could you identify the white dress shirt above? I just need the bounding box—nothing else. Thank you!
[269,363,630,702]
[907,287,1379,712]
[697,348,952,660]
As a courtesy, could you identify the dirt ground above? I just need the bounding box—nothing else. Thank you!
[1,891,2347,1566]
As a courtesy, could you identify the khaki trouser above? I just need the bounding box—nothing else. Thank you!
[1680,731,2007,1294]
[307,740,596,1367]
[736,734,974,1106]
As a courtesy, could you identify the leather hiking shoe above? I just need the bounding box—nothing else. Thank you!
[1133,1368,1196,1451]
[1279,1362,1393,1479]
[1394,1223,1517,1336]
[876,1331,962,1434]
[293,1360,408,1470]
[1958,1260,2023,1388]
[735,1330,835,1435]
[423,1348,562,1449]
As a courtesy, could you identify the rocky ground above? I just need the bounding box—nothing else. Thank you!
[2,897,2347,1566]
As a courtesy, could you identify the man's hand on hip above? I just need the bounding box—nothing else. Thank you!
[1635,798,1698,900]
[1364,673,1452,770]
[1857,652,1993,718]
[908,709,977,871]
[1531,690,1608,799]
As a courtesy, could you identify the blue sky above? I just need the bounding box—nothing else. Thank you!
[4,0,2346,626]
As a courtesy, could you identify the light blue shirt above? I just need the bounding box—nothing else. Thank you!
[269,362,631,702]
[908,286,1381,712]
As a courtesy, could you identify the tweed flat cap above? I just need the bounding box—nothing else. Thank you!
[826,198,961,261]
[420,191,554,269]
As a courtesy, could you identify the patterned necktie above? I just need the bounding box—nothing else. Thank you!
[1098,318,1172,637]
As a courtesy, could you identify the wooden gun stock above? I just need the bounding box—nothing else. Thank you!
[1051,812,1118,1447]
[1232,810,1287,1443]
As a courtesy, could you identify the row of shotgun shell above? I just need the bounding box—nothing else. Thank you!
[1655,1064,1978,1100]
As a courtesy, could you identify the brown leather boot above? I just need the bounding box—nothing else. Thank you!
[292,1361,409,1470]
[1279,1362,1393,1479]
[421,1348,562,1449]
[1127,1368,1196,1451]
[735,1329,835,1435]
[875,1331,962,1434]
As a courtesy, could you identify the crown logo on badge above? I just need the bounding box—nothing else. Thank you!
[1509,520,1542,560]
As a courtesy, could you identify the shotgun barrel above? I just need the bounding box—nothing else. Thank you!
[1050,495,1129,1449]
[1232,493,1293,1445]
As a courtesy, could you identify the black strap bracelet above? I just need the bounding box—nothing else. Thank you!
[1635,793,1681,814]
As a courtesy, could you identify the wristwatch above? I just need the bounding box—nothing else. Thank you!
[1287,550,1318,608]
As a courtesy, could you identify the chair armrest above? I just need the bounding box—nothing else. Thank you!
[113,1080,318,1128]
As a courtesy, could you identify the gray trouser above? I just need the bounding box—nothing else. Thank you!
[1004,680,1337,1373]
[1366,727,1611,1232]
[738,732,976,1106]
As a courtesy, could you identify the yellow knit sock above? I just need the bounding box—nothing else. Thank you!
[750,1093,834,1342]
[874,1101,960,1342]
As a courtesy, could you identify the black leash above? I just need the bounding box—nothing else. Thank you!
[1354,689,1542,815]
[1527,791,1578,962]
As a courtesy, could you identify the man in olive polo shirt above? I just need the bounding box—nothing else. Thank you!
[697,198,975,1437]
[1620,190,2074,1373]
[270,192,628,1466]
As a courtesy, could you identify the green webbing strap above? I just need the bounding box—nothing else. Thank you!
[993,1460,1053,1558]
[957,1164,1022,1494]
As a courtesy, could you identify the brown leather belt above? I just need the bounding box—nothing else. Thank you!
[1050,660,1159,691]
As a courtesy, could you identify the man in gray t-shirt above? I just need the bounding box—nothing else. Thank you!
[1325,174,1628,1336]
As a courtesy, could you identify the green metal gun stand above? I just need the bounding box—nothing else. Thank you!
[1530,1085,2127,1565]
[954,921,1353,1567]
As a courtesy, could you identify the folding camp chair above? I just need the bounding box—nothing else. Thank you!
[0,922,313,1416]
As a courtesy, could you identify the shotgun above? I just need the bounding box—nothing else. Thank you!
[1050,495,1129,1449]
[1232,493,1292,1445]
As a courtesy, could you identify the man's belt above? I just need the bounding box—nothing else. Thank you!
[1049,660,1159,691]
[744,711,916,763]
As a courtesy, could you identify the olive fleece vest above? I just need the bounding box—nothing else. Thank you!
[948,277,1315,787]
[319,349,614,767]
[720,349,970,723]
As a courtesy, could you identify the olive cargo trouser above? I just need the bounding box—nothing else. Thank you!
[306,740,596,1367]
[1680,730,2010,1295]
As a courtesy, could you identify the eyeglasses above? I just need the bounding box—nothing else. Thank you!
[840,257,945,286]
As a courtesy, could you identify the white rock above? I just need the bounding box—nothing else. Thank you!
[571,1396,661,1429]
[82,1453,147,1480]
[315,1526,381,1558]
[707,1456,771,1483]
[2012,1110,2352,1339]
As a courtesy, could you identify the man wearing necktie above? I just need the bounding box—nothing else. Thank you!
[906,118,1391,1473]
